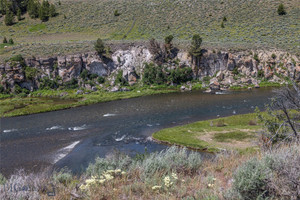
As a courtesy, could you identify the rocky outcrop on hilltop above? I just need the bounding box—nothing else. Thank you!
[0,45,299,93]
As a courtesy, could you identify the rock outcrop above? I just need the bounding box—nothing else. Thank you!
[0,45,299,92]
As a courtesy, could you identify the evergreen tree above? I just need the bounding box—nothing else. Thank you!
[28,0,40,18]
[164,35,174,45]
[189,34,202,57]
[221,21,225,28]
[39,0,50,21]
[17,7,21,20]
[0,0,7,15]
[94,38,105,55]
[277,4,286,15]
[189,34,202,72]
[3,36,7,43]
[4,8,14,26]
[8,38,14,44]
[49,4,56,17]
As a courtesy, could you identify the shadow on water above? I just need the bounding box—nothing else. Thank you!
[0,88,274,176]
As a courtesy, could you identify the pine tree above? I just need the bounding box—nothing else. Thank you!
[4,8,14,26]
[190,34,202,57]
[49,4,56,17]
[39,0,50,21]
[94,38,105,55]
[0,0,7,15]
[277,4,286,15]
[17,8,21,21]
[3,36,7,43]
[8,38,14,44]
[221,21,225,28]
[28,0,40,19]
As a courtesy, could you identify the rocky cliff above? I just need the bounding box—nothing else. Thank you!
[0,45,299,93]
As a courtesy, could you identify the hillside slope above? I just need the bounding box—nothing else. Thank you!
[0,0,299,60]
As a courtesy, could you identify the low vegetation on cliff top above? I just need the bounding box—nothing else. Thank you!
[0,0,299,60]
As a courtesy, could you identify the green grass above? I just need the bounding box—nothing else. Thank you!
[214,131,255,142]
[28,24,46,32]
[0,0,299,61]
[0,87,177,117]
[153,113,262,153]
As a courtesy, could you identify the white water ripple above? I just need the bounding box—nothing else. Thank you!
[53,141,80,164]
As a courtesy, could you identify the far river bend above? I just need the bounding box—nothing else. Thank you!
[0,88,274,176]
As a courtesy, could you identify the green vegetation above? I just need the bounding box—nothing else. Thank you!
[0,0,299,61]
[0,87,177,117]
[94,38,105,55]
[277,3,287,15]
[153,113,262,153]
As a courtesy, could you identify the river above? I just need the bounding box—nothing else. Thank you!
[0,88,274,176]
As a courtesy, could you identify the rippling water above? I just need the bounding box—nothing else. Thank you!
[0,88,274,176]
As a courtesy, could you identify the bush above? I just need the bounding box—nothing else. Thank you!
[53,168,72,186]
[0,173,6,185]
[97,76,105,84]
[89,73,98,79]
[253,53,259,63]
[114,9,120,16]
[10,54,24,64]
[25,66,38,80]
[63,78,78,89]
[94,38,105,55]
[232,67,239,75]
[231,145,300,199]
[164,35,174,45]
[4,9,14,26]
[257,69,264,78]
[80,69,88,80]
[271,53,276,59]
[115,70,127,86]
[39,77,58,89]
[277,4,286,15]
[167,67,193,84]
[232,158,270,199]
[143,63,166,85]
[3,36,7,43]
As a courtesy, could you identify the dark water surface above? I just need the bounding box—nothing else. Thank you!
[0,88,274,176]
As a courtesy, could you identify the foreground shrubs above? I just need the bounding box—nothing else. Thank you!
[230,144,300,200]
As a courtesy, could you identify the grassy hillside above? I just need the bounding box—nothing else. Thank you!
[0,0,299,60]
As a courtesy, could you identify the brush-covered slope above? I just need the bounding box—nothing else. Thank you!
[0,0,299,60]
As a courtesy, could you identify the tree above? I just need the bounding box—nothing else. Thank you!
[223,16,227,22]
[114,9,120,16]
[94,38,105,55]
[8,38,14,44]
[4,8,14,26]
[49,4,56,17]
[164,35,174,45]
[277,4,286,15]
[257,83,299,149]
[39,0,50,21]
[17,8,21,21]
[221,21,225,28]
[189,34,202,77]
[0,0,7,15]
[28,0,40,19]
[3,36,7,43]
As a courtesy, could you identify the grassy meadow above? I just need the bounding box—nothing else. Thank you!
[0,0,299,61]
[153,113,262,153]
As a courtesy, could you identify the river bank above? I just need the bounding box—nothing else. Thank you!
[152,113,263,154]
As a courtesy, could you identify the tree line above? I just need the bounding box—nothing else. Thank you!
[0,0,57,25]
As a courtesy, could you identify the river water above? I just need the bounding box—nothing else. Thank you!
[0,88,274,176]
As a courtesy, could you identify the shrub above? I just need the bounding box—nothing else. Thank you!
[89,73,98,79]
[8,38,14,44]
[232,158,270,199]
[39,0,50,22]
[94,38,105,55]
[167,67,193,84]
[232,67,239,75]
[80,69,88,80]
[53,168,72,186]
[49,4,56,17]
[277,4,286,15]
[25,66,38,80]
[223,16,227,21]
[253,53,259,63]
[248,120,257,126]
[115,70,127,86]
[0,173,6,185]
[97,76,105,84]
[215,119,226,127]
[143,63,166,85]
[271,53,276,59]
[39,77,58,89]
[164,35,174,45]
[63,78,78,89]
[257,69,264,78]
[221,21,225,28]
[2,36,7,43]
[17,8,22,21]
[114,9,120,16]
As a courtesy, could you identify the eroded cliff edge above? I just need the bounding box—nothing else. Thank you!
[0,45,299,93]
